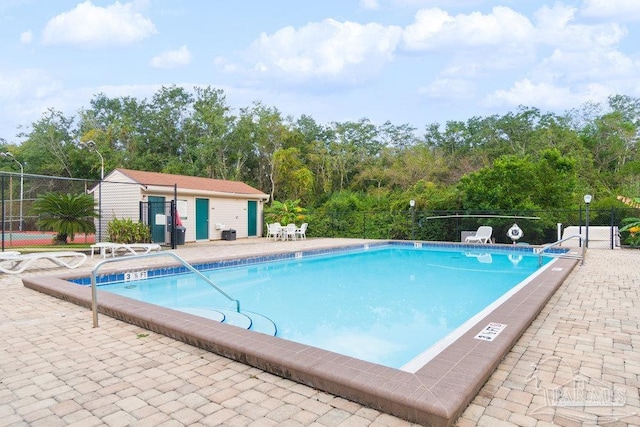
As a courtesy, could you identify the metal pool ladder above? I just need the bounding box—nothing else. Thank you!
[90,251,240,328]
[536,234,586,267]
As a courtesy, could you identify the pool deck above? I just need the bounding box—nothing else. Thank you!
[1,238,638,426]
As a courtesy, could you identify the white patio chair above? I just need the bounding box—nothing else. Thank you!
[267,223,282,241]
[295,223,308,240]
[283,223,297,240]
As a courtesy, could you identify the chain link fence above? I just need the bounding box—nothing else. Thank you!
[1,172,636,251]
[293,207,634,247]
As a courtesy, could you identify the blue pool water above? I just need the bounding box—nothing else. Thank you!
[100,245,548,368]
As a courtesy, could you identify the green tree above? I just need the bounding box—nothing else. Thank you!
[458,155,540,210]
[18,109,77,177]
[32,193,98,244]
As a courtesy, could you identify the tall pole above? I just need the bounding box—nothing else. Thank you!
[584,194,592,248]
[410,199,416,240]
[80,140,104,242]
[19,165,23,232]
[97,150,104,243]
[0,152,23,231]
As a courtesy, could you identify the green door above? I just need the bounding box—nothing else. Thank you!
[148,196,166,244]
[247,200,257,236]
[195,198,209,240]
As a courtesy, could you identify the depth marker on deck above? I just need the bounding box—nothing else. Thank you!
[474,322,507,341]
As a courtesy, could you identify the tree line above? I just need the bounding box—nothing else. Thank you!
[2,86,639,218]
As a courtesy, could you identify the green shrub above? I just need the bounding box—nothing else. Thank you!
[107,218,151,243]
[619,217,640,247]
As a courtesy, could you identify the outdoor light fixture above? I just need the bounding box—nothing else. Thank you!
[584,194,592,248]
[0,152,24,231]
[409,199,415,207]
[80,140,104,180]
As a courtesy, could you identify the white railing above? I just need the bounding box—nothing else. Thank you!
[537,234,586,266]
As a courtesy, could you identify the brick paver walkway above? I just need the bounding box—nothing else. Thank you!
[456,248,640,427]
[1,241,638,426]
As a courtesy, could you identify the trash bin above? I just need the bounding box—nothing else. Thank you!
[176,226,186,245]
[222,229,236,241]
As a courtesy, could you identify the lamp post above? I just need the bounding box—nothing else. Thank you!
[80,140,104,242]
[80,140,104,180]
[0,152,24,231]
[409,199,415,240]
[584,194,592,248]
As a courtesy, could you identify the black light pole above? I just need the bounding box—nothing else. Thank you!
[410,199,415,240]
[584,194,592,248]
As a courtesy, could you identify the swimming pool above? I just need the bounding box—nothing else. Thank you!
[98,244,546,369]
[23,239,577,426]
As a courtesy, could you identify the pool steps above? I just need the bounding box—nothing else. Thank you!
[174,307,277,336]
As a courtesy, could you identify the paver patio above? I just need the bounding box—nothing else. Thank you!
[0,239,638,426]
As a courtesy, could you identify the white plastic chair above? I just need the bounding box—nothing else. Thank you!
[295,223,308,240]
[267,223,281,241]
[283,223,297,240]
[464,226,493,244]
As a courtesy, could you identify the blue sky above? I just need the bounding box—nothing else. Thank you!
[1,0,640,142]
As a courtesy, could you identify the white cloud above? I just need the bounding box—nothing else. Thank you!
[213,56,239,73]
[412,2,637,113]
[402,6,534,50]
[484,79,611,110]
[0,69,66,140]
[534,3,627,50]
[581,0,640,21]
[242,18,403,83]
[418,78,475,99]
[41,0,156,48]
[536,48,638,84]
[0,69,63,101]
[150,46,192,69]
[359,0,380,10]
[20,30,33,44]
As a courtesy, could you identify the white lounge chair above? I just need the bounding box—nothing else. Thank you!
[0,251,87,274]
[465,226,493,244]
[464,252,493,263]
[115,243,161,256]
[91,242,161,258]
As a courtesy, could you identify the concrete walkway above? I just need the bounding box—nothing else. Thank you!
[0,240,638,426]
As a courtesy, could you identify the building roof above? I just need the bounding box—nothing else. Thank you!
[113,168,268,197]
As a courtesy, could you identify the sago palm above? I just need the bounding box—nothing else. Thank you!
[32,192,98,244]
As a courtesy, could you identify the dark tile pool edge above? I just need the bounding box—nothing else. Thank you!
[21,248,578,427]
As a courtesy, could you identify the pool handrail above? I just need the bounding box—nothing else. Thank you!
[90,251,240,328]
[537,234,585,266]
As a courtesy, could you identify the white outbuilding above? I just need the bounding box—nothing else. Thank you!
[90,168,269,245]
